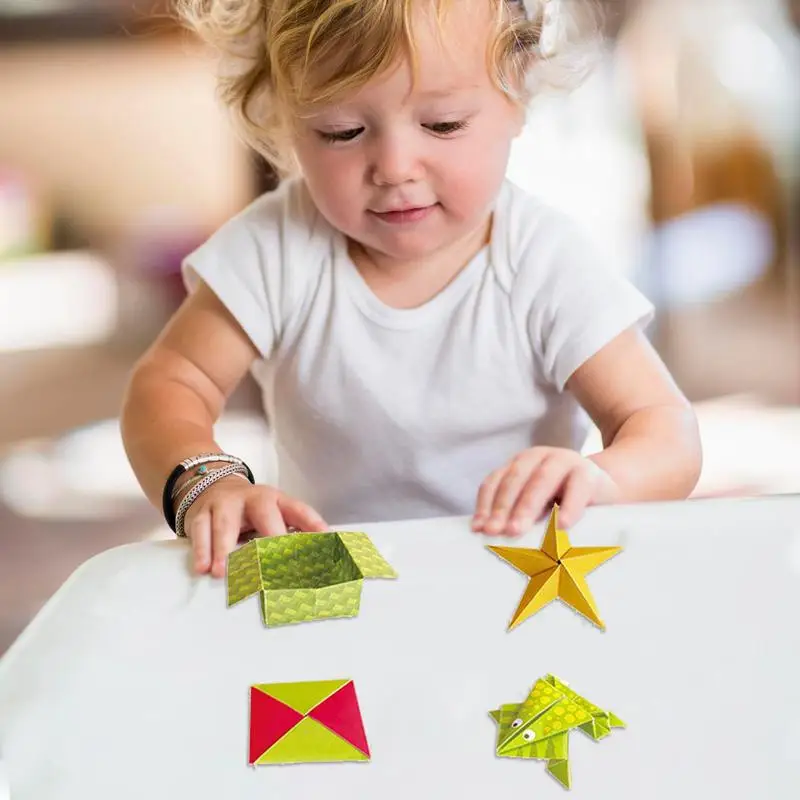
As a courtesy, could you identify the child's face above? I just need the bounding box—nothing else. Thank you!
[292,0,524,265]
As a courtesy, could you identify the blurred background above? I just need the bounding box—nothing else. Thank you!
[0,0,798,655]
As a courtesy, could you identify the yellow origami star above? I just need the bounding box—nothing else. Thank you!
[487,504,621,631]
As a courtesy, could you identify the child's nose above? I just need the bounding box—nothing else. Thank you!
[370,135,422,186]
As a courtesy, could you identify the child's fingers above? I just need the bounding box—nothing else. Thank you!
[486,470,530,533]
[509,459,570,532]
[487,452,549,534]
[188,509,212,575]
[278,496,328,532]
[473,469,505,533]
[210,501,245,578]
[557,468,594,528]
[246,495,288,538]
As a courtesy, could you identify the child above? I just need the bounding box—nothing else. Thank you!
[121,0,702,578]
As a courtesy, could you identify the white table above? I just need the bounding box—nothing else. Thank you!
[2,496,800,799]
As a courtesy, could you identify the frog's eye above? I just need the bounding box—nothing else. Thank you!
[511,719,523,728]
[522,730,536,742]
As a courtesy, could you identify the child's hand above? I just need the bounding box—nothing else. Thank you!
[182,476,328,578]
[472,447,621,536]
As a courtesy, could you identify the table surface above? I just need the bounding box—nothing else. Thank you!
[2,495,800,799]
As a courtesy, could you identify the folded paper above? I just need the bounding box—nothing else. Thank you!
[490,674,625,789]
[487,504,620,630]
[249,679,370,765]
[227,531,397,626]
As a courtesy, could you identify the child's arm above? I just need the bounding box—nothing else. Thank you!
[121,281,256,506]
[121,280,327,576]
[572,326,701,503]
[472,326,702,535]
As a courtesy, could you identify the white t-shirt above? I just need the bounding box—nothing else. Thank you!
[183,178,654,525]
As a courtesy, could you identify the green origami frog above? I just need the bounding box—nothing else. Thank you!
[490,674,625,789]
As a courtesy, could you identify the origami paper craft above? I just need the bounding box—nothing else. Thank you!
[490,674,625,789]
[487,504,621,630]
[227,531,397,627]
[249,679,370,765]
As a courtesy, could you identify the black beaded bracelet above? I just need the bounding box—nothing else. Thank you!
[161,453,255,532]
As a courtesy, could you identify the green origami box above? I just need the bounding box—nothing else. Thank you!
[226,531,397,626]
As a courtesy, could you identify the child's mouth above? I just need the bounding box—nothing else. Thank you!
[370,204,437,225]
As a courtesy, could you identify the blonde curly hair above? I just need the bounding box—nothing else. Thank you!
[176,0,591,175]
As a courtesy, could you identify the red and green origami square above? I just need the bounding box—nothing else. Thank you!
[249,679,370,765]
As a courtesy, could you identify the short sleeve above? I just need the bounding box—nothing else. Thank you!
[517,215,655,392]
[181,179,326,359]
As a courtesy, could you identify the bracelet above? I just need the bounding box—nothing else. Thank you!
[161,452,254,532]
[174,463,252,539]
[171,472,206,500]
[173,470,251,505]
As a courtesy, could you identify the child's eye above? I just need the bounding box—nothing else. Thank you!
[425,120,469,135]
[317,127,364,143]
